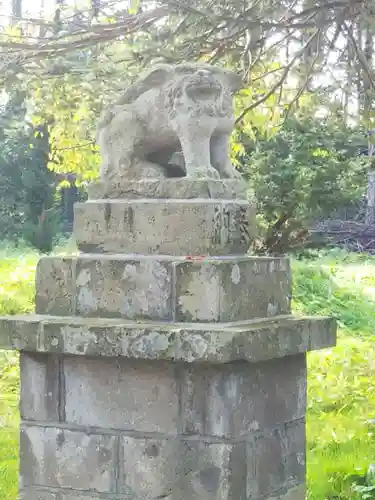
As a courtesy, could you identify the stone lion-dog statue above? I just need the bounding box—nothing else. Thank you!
[96,63,243,181]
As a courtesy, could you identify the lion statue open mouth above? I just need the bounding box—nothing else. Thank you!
[96,63,243,181]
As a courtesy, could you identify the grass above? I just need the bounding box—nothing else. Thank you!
[1,244,375,498]
[294,249,375,499]
[0,351,19,500]
[0,243,39,499]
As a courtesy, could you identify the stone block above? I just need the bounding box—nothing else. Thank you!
[268,485,305,499]
[19,490,57,500]
[284,419,306,486]
[60,496,112,500]
[35,258,76,315]
[120,436,246,500]
[73,199,254,256]
[74,256,173,319]
[0,314,336,363]
[179,355,306,438]
[246,419,305,498]
[34,255,291,322]
[87,178,248,200]
[20,353,61,422]
[60,495,112,500]
[63,357,179,433]
[0,316,39,351]
[20,426,117,492]
[174,257,291,322]
[21,492,117,500]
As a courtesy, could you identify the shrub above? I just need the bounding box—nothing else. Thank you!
[235,116,369,254]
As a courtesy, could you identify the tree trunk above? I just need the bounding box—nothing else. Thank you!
[11,0,22,23]
[366,169,375,226]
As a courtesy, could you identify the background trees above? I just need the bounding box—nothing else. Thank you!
[0,0,374,252]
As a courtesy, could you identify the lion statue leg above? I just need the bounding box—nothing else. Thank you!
[174,123,220,180]
[210,134,242,179]
[98,109,166,181]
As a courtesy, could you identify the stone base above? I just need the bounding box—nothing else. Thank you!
[20,354,306,500]
[34,255,291,322]
[19,484,305,500]
[74,198,255,255]
[0,314,336,362]
[16,343,310,499]
[87,178,249,200]
[0,172,336,499]
[1,313,335,500]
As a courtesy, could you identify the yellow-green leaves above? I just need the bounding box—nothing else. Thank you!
[128,0,140,14]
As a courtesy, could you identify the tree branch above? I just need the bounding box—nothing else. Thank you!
[235,28,321,124]
[343,21,375,93]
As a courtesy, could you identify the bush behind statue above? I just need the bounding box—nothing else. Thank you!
[235,116,370,255]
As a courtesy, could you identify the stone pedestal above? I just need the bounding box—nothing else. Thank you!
[0,179,336,500]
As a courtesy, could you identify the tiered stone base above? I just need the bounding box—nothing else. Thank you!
[0,178,337,500]
[0,315,336,500]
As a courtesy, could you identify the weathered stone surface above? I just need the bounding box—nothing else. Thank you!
[20,353,61,422]
[64,357,179,433]
[87,178,248,200]
[247,419,305,498]
[60,495,113,500]
[35,257,76,315]
[0,316,40,351]
[60,496,107,500]
[120,436,246,499]
[0,314,337,363]
[20,426,117,492]
[35,255,290,322]
[268,485,305,499]
[174,257,291,322]
[19,489,58,500]
[20,488,121,500]
[74,199,254,255]
[96,63,243,182]
[74,257,173,320]
[283,419,306,487]
[179,355,306,438]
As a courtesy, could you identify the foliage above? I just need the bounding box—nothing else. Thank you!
[0,0,373,178]
[293,250,375,499]
[0,244,39,315]
[29,72,101,180]
[235,115,370,254]
[1,0,371,95]
[0,351,19,500]
[0,91,64,250]
[0,244,36,499]
[293,249,375,335]
[307,337,375,500]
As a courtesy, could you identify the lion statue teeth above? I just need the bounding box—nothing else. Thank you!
[96,63,243,182]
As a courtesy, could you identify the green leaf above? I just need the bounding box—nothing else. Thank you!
[128,0,140,14]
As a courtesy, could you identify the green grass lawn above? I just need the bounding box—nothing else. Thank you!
[1,245,375,498]
[295,250,375,499]
[0,243,38,500]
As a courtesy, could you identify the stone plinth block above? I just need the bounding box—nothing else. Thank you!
[73,198,255,255]
[0,314,336,363]
[35,255,291,322]
[20,426,117,492]
[87,178,248,200]
[1,313,336,499]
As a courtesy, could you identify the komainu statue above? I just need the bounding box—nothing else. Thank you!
[96,63,243,181]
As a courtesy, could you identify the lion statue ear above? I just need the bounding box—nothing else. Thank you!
[116,64,174,105]
[199,65,243,94]
[220,69,244,94]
